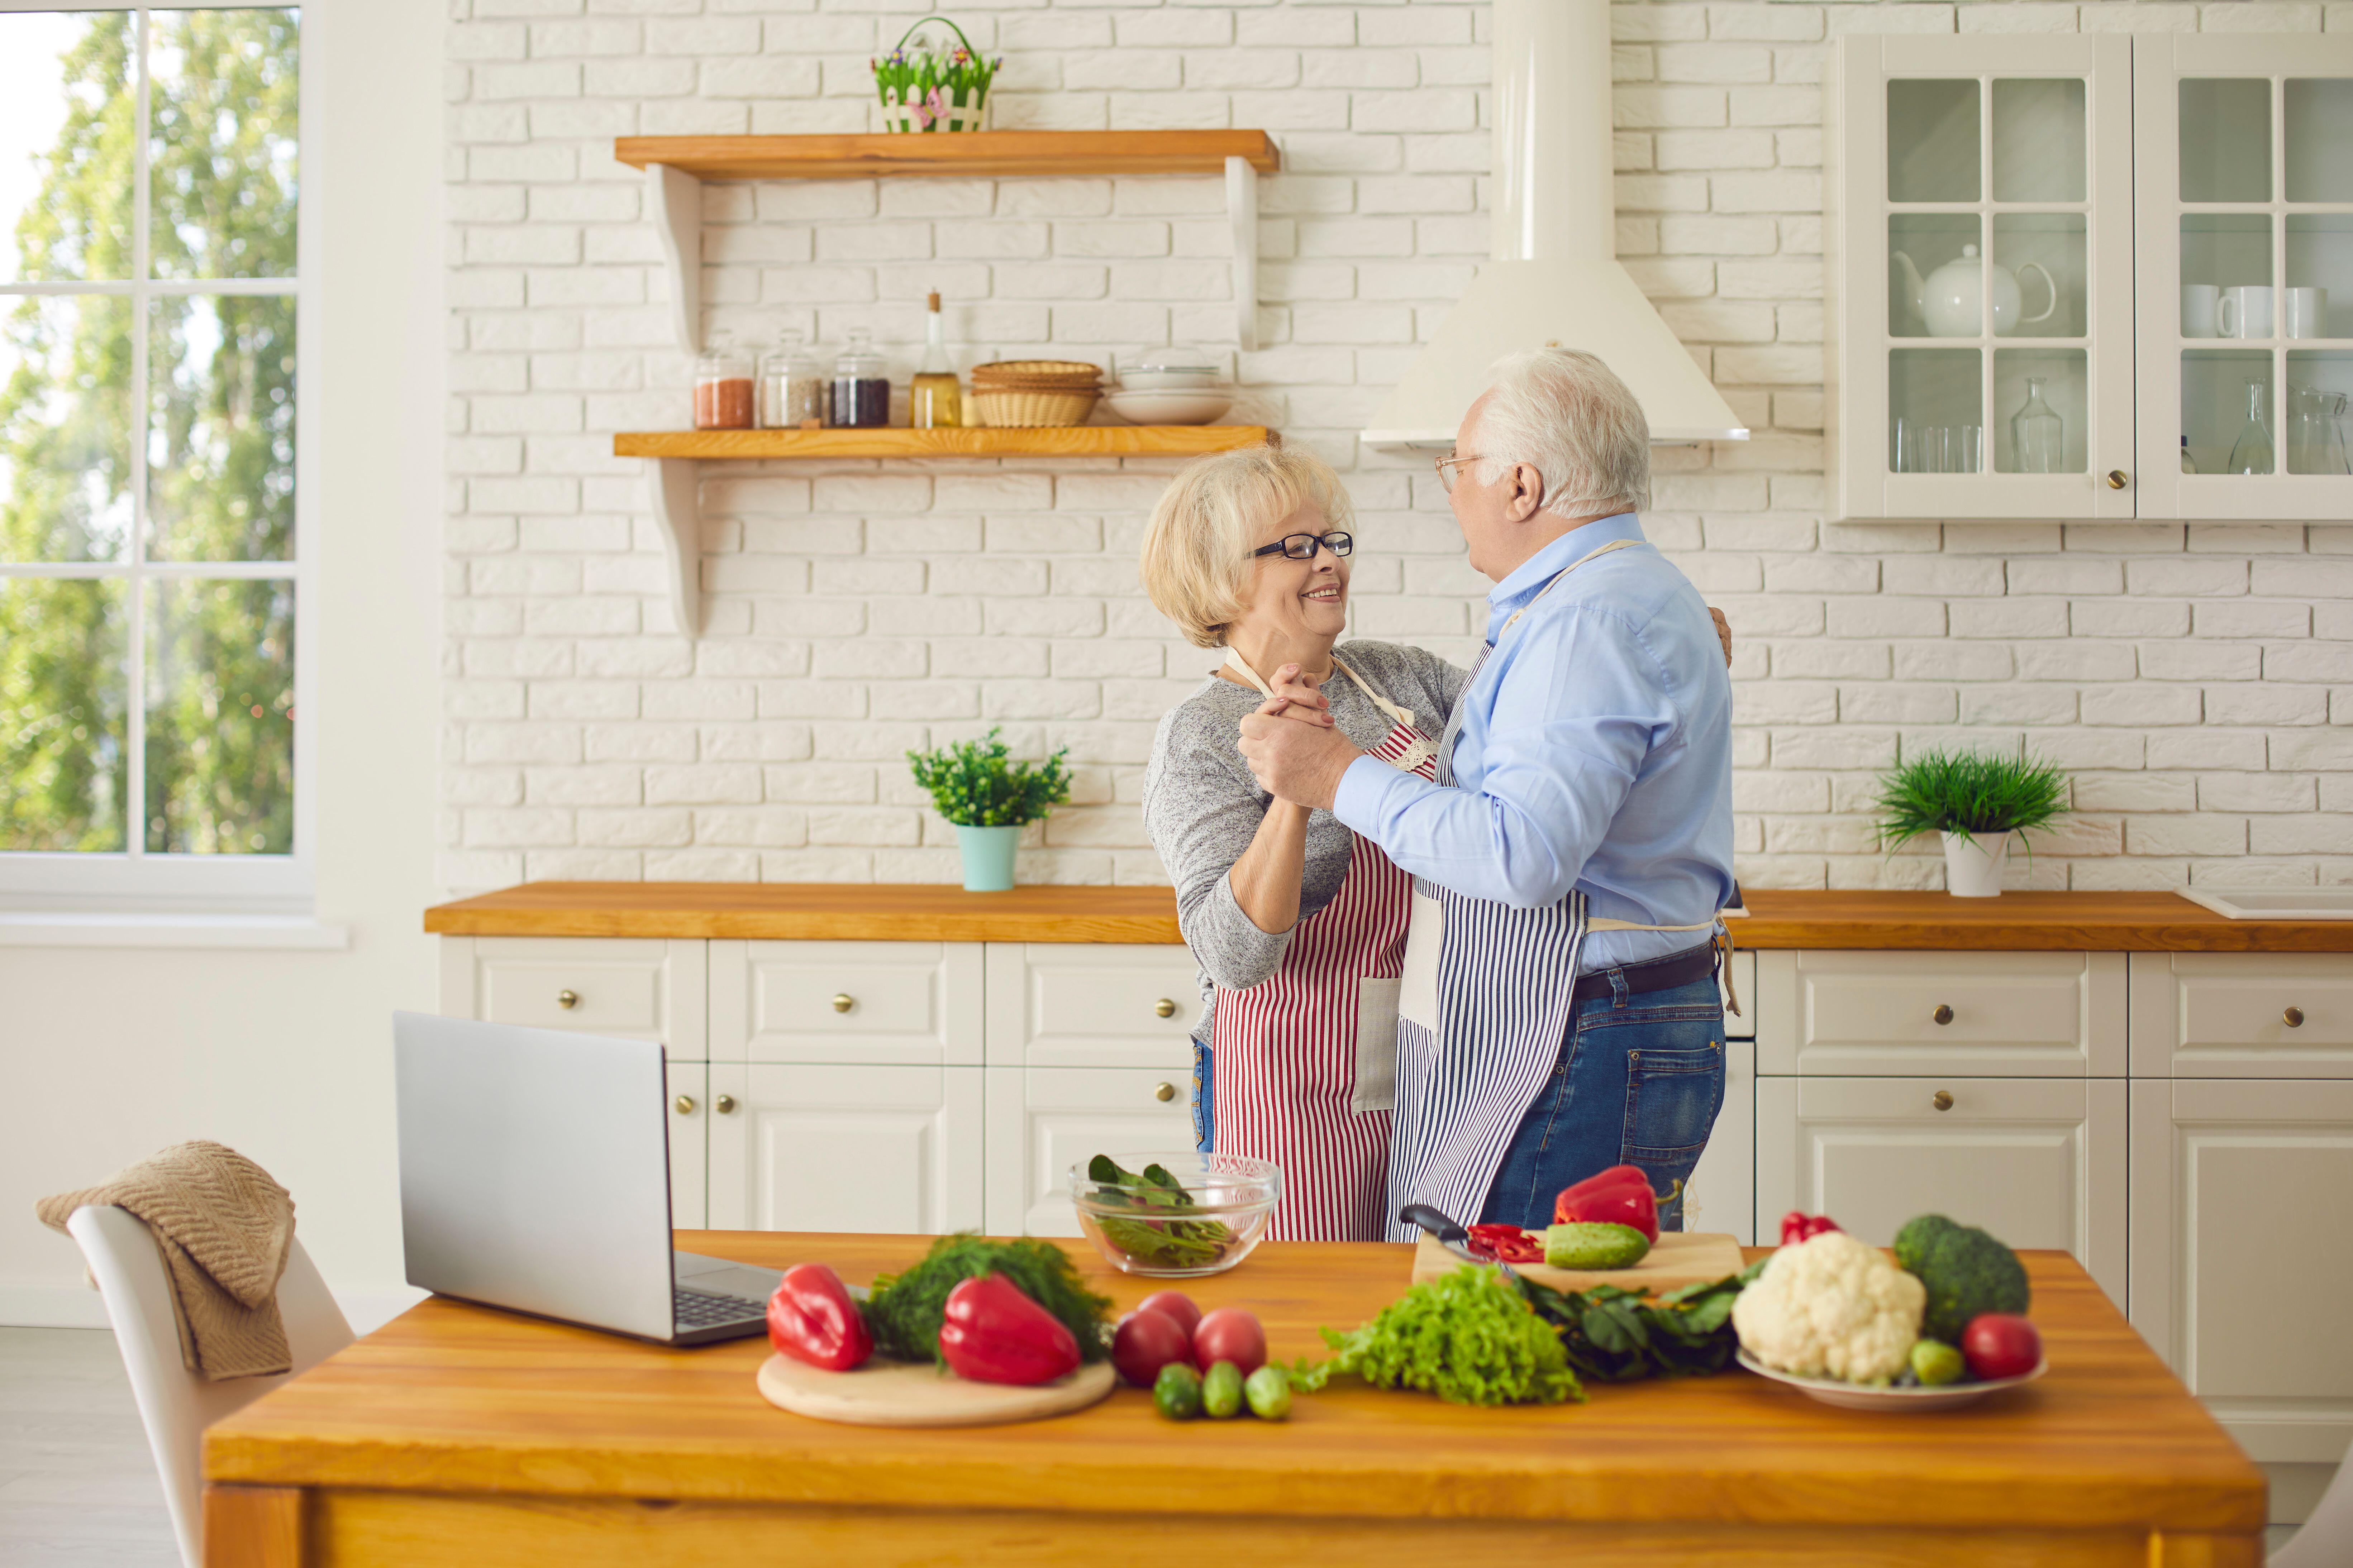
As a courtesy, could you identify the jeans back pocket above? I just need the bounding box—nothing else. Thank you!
[1620,1042,1724,1168]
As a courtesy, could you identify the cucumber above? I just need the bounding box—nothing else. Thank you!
[1543,1221,1651,1270]
[1201,1360,1244,1419]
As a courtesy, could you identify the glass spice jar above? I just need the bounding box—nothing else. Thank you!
[831,327,891,429]
[759,328,826,429]
[693,331,755,430]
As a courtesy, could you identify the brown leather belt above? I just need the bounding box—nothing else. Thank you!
[1569,940,1720,1005]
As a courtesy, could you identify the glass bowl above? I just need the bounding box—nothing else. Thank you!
[1066,1152,1282,1278]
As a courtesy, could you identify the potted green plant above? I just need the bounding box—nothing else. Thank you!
[872,16,1001,134]
[907,728,1072,892]
[1871,749,2069,898]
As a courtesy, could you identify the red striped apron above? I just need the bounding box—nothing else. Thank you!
[1210,655,1439,1242]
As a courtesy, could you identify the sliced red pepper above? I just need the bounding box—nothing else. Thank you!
[766,1263,873,1372]
[1554,1163,1679,1243]
[1777,1211,1842,1246]
[1464,1224,1545,1263]
[938,1272,1080,1386]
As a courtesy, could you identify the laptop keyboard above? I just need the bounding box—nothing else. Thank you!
[675,1287,763,1328]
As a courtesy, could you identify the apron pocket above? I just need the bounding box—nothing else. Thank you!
[1398,889,1442,1032]
[1351,977,1401,1114]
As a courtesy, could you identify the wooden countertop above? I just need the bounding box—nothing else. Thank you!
[202,1233,2262,1566]
[424,882,2353,951]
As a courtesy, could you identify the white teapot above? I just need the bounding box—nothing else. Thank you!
[1891,244,2057,338]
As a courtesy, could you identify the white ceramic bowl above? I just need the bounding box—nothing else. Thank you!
[1101,389,1234,425]
[1736,1349,2048,1411]
[1117,369,1221,391]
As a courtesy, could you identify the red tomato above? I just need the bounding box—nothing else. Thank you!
[1111,1308,1192,1388]
[1135,1290,1201,1340]
[1961,1313,2043,1381]
[1191,1307,1266,1376]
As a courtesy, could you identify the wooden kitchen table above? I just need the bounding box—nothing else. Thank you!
[201,1235,2264,1568]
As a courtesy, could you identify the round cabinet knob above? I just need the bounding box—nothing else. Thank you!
[1153,998,1178,1019]
[673,1094,696,1115]
[2285,1006,2306,1028]
[1932,1004,1955,1026]
[1153,1082,1177,1103]
[715,1094,737,1114]
[2106,469,2129,490]
[557,989,580,1010]
[831,993,854,1014]
[1932,1090,1955,1112]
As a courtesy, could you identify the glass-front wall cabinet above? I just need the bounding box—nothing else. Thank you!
[1829,33,2353,521]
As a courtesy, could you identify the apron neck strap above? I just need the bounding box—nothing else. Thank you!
[1222,647,1415,730]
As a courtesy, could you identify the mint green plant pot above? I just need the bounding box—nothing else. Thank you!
[954,824,1021,892]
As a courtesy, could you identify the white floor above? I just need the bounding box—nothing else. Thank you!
[0,1329,176,1567]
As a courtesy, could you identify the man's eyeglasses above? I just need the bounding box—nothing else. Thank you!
[1251,530,1354,561]
[1433,453,1482,494]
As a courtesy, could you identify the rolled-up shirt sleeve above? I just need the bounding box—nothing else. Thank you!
[1144,734,1297,992]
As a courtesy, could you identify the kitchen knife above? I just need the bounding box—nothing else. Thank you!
[1399,1203,1515,1273]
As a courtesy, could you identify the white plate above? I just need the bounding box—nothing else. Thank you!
[1116,370,1221,391]
[1101,389,1234,425]
[1737,1349,2047,1411]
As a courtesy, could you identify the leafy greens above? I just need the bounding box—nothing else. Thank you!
[859,1233,1114,1367]
[1293,1265,1584,1407]
[1514,1260,1766,1382]
[1084,1154,1235,1270]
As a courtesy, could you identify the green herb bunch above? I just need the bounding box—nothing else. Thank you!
[1515,1262,1765,1383]
[1871,747,2069,850]
[1083,1155,1235,1271]
[860,1233,1113,1367]
[1294,1265,1584,1407]
[906,727,1072,828]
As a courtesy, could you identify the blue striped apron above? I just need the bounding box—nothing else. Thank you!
[1383,537,1718,1240]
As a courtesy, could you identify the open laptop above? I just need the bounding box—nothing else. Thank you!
[392,1012,780,1345]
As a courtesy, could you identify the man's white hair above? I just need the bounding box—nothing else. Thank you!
[1471,347,1651,518]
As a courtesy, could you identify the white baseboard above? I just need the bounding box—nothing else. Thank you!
[2,1280,427,1334]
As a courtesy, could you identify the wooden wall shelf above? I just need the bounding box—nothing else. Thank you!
[614,130,1278,182]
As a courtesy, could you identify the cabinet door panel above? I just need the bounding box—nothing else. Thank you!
[457,937,708,1060]
[1757,1075,2125,1306]
[2129,1078,2353,1462]
[1758,950,2123,1077]
[2130,952,2353,1078]
[711,940,982,1065]
[708,1064,982,1234]
[985,943,1200,1069]
[982,1067,1199,1237]
[667,1061,706,1229]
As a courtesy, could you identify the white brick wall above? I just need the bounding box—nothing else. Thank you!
[443,0,2353,897]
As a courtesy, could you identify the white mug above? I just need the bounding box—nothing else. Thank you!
[2181,283,2220,338]
[2219,285,2275,340]
[2285,286,2329,340]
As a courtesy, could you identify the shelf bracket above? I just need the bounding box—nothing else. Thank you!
[644,456,701,637]
[1226,154,1258,353]
[648,162,702,356]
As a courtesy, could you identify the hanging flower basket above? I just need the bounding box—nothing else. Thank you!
[873,15,1000,135]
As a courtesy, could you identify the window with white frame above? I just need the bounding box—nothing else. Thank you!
[0,4,308,908]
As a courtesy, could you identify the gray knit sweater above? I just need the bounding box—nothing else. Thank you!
[1142,640,1471,1043]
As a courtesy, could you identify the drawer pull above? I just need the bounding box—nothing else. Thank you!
[1932,1090,1954,1112]
[557,989,580,1010]
[673,1094,696,1116]
[715,1094,737,1114]
[1153,1082,1177,1103]
[1154,998,1178,1019]
[831,993,854,1014]
[2285,1006,2305,1028]
[1931,1004,1954,1026]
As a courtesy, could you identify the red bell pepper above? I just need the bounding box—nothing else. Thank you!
[1553,1163,1680,1243]
[1778,1211,1842,1246]
[938,1272,1080,1386]
[766,1263,873,1372]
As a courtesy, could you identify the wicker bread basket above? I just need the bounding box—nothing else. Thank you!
[969,359,1101,386]
[968,387,1100,427]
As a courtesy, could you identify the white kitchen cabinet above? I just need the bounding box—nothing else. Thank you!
[1756,1075,2128,1306]
[709,939,982,1065]
[983,1066,1199,1238]
[1686,1038,1756,1245]
[2129,951,2353,1079]
[983,942,1200,1069]
[1754,950,2125,1078]
[437,935,708,1058]
[2128,1077,2353,1462]
[1720,945,1757,1042]
[706,1063,983,1234]
[667,1061,707,1228]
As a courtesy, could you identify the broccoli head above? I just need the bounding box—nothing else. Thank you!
[1898,1213,2030,1343]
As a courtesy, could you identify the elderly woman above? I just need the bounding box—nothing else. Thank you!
[1139,446,1459,1242]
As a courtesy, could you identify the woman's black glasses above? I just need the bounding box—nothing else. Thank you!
[1251,530,1353,561]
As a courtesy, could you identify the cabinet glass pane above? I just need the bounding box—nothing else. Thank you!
[2179,79,2271,203]
[2284,352,2353,474]
[1990,79,2085,203]
[1888,80,1980,203]
[1889,348,1982,473]
[2285,79,2353,203]
[1994,349,2086,473]
[2183,350,2274,475]
[2286,216,2353,337]
[1889,214,1980,338]
[2180,215,2274,339]
[1991,215,2082,339]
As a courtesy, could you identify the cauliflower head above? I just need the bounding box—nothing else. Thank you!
[1731,1230,1925,1384]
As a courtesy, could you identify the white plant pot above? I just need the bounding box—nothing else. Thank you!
[1941,831,2010,898]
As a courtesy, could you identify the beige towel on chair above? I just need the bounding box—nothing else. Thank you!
[37,1140,296,1381]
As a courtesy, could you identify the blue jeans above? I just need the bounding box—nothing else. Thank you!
[1475,974,1726,1232]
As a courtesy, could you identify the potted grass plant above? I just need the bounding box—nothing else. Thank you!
[872,15,1001,134]
[907,728,1072,892]
[1872,749,2070,898]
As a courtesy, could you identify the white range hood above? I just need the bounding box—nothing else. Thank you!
[1361,0,1750,450]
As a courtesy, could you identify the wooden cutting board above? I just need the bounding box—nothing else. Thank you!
[1411,1229,1747,1294]
[756,1353,1116,1428]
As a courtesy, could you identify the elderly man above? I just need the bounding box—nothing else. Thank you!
[1236,348,1735,1237]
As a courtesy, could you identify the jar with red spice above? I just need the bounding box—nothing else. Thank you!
[692,331,755,430]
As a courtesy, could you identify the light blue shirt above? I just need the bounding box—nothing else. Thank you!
[1332,513,1735,975]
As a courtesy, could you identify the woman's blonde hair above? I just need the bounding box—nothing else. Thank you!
[1139,443,1355,649]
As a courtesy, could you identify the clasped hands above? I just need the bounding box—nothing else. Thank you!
[1235,664,1362,812]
